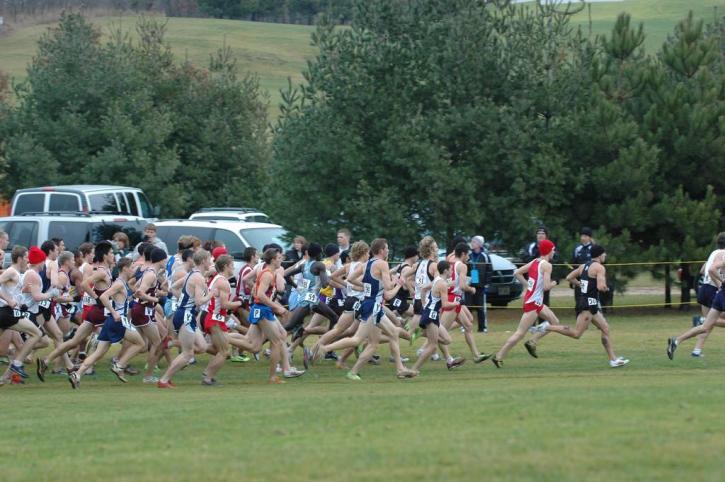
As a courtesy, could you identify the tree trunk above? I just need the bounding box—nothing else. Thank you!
[664,264,672,309]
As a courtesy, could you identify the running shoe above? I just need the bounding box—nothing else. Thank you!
[292,325,305,342]
[68,372,80,389]
[10,373,24,385]
[143,376,160,384]
[396,369,417,379]
[346,371,362,381]
[275,364,282,374]
[491,357,503,368]
[691,351,704,358]
[253,352,260,361]
[324,351,339,361]
[410,328,421,346]
[535,321,550,334]
[63,328,77,342]
[110,363,128,383]
[9,363,29,379]
[124,365,139,375]
[667,337,677,360]
[51,368,67,375]
[78,351,87,361]
[473,353,492,364]
[201,378,221,387]
[416,347,424,358]
[431,353,441,361]
[446,357,465,370]
[524,340,538,358]
[389,356,410,363]
[302,348,311,370]
[36,358,47,382]
[368,355,381,365]
[284,367,305,378]
[157,380,176,389]
[269,376,285,384]
[609,358,630,368]
[230,355,250,363]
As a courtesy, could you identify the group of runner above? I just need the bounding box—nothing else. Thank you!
[1,228,724,388]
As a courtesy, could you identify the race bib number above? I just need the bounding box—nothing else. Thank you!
[587,297,598,306]
[453,296,461,304]
[183,310,193,325]
[392,298,402,308]
[303,292,318,304]
[170,300,178,312]
[300,279,311,290]
[416,273,426,286]
[352,301,361,312]
[429,309,438,320]
[12,309,24,319]
[144,306,154,317]
[39,299,51,309]
[53,304,63,319]
[253,308,261,319]
[211,313,226,322]
[82,294,94,305]
[373,301,381,315]
[527,278,535,291]
[363,283,372,297]
[580,280,589,294]
[337,299,345,307]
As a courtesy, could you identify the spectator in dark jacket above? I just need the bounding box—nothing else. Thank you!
[466,235,492,332]
[572,227,594,266]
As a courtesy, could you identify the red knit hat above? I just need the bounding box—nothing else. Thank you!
[538,239,555,256]
[28,246,46,265]
[212,246,228,260]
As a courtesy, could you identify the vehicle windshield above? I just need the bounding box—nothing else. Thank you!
[137,192,153,218]
[239,227,290,252]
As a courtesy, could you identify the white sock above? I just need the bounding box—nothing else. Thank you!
[692,348,702,355]
[446,356,454,363]
[11,360,22,368]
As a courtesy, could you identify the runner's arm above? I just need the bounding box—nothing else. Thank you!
[514,261,533,286]
[596,265,608,292]
[542,262,557,291]
[100,282,123,321]
[708,256,725,288]
[135,272,159,303]
[565,265,583,286]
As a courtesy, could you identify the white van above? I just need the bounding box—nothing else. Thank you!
[154,219,290,269]
[0,213,147,268]
[10,185,158,219]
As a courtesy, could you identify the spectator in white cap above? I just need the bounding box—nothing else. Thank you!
[467,235,492,333]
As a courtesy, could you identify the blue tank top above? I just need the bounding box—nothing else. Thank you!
[39,264,51,292]
[362,259,383,305]
[179,270,198,310]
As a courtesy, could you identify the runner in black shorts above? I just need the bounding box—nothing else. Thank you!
[689,233,725,357]
[540,245,629,368]
[669,246,725,360]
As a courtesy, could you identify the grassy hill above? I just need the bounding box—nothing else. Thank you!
[0,1,719,116]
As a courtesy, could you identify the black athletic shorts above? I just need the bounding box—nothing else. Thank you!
[697,284,718,308]
[413,299,423,315]
[0,306,24,329]
[343,296,362,319]
[575,295,600,316]
[387,296,410,315]
[328,297,345,317]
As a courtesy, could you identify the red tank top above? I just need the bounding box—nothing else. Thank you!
[253,268,276,305]
[235,264,253,298]
[207,274,228,317]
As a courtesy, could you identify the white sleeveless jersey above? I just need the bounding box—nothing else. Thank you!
[346,261,364,299]
[414,259,431,300]
[703,250,725,287]
[0,268,24,308]
[450,261,464,296]
[523,260,545,307]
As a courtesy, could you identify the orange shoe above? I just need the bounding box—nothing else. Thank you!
[157,380,176,389]
[269,376,285,384]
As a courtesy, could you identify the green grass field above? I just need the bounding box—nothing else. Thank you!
[0,0,719,115]
[3,307,724,481]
